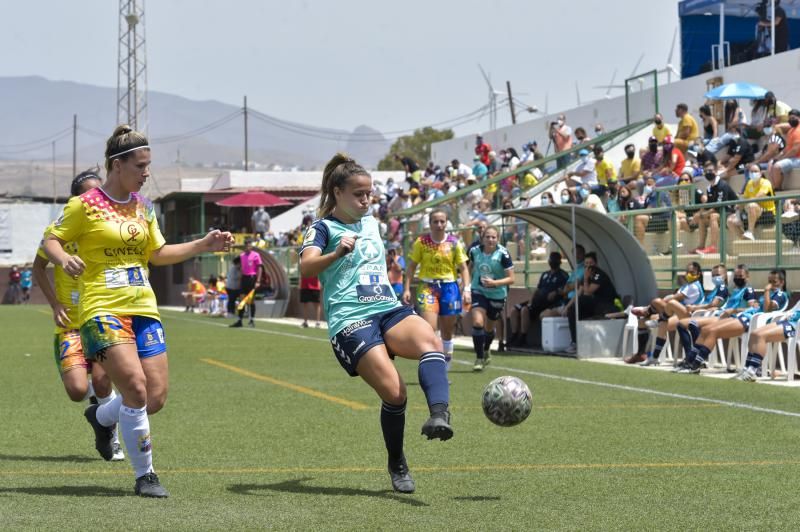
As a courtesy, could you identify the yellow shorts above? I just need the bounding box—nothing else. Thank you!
[53,330,90,376]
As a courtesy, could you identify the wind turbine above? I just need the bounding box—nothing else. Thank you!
[575,81,582,106]
[478,64,504,131]
[657,27,680,83]
[593,54,644,94]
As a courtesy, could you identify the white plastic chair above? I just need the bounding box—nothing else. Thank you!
[762,299,800,379]
[620,306,639,357]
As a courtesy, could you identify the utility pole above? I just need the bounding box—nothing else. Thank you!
[52,141,57,203]
[243,95,249,171]
[506,81,516,125]
[72,114,77,178]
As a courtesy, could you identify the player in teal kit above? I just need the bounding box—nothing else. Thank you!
[468,226,514,371]
[299,153,453,494]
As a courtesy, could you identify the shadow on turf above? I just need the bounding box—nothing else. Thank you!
[0,485,129,497]
[0,453,95,463]
[453,495,501,501]
[228,477,428,507]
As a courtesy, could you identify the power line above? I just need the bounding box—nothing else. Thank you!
[151,110,243,144]
[0,130,73,156]
[0,127,72,148]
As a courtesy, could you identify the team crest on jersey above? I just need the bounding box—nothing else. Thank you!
[120,220,146,245]
[358,237,381,261]
[304,226,316,243]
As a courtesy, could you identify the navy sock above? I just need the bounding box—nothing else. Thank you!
[381,400,406,463]
[745,352,764,370]
[472,327,486,359]
[676,324,694,354]
[688,320,700,342]
[652,337,666,360]
[418,352,449,412]
[694,344,711,363]
[484,330,495,352]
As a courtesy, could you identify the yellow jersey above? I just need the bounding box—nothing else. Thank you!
[37,222,81,334]
[743,178,776,214]
[619,158,641,180]
[678,114,700,141]
[652,124,672,143]
[409,234,467,282]
[594,159,617,185]
[49,188,166,325]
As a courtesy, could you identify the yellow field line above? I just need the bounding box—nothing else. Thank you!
[200,358,370,411]
[2,459,799,477]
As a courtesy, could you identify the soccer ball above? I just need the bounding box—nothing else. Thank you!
[481,376,533,427]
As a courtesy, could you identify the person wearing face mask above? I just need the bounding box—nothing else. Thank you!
[551,114,573,169]
[631,262,705,366]
[619,143,642,186]
[538,192,555,208]
[769,109,800,191]
[675,264,751,361]
[655,136,685,185]
[753,129,786,171]
[678,269,788,374]
[718,134,755,181]
[565,148,597,188]
[560,189,574,205]
[633,176,672,247]
[727,164,775,241]
[641,136,661,177]
[508,251,569,348]
[693,162,738,254]
[652,113,672,144]
[593,146,617,196]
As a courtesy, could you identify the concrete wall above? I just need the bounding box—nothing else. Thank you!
[0,203,64,267]
[432,48,800,165]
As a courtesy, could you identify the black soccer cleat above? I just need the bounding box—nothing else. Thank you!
[84,404,114,461]
[229,320,243,328]
[421,410,453,441]
[388,456,415,493]
[134,472,170,498]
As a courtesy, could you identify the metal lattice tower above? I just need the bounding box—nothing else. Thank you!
[117,0,148,133]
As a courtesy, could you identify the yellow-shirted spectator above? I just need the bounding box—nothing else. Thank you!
[619,143,641,184]
[726,164,775,241]
[674,103,700,153]
[652,113,672,143]
[593,146,617,190]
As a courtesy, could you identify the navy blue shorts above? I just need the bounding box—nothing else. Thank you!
[736,313,754,331]
[330,306,416,377]
[472,292,506,321]
[778,320,797,339]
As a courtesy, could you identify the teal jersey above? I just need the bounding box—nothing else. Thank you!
[469,244,514,299]
[566,261,585,300]
[300,215,400,337]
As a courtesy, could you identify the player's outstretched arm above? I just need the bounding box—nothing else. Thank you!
[300,235,356,278]
[150,230,234,266]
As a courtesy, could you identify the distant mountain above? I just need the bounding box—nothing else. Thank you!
[0,76,390,171]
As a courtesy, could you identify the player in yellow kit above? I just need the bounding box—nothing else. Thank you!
[44,125,233,498]
[32,169,124,460]
[402,209,470,368]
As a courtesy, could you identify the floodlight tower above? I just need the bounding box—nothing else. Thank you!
[117,0,148,133]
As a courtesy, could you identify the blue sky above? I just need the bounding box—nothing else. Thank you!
[3,0,681,135]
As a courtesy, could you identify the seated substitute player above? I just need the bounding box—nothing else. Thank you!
[300,153,453,495]
[736,303,800,381]
[468,226,515,371]
[44,125,233,498]
[507,251,569,347]
[562,252,621,354]
[677,269,788,374]
[32,169,124,461]
[675,264,753,358]
[402,209,471,369]
[634,262,704,366]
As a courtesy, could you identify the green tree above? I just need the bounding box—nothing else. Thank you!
[377,127,454,170]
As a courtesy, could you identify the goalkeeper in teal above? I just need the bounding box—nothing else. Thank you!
[468,226,514,371]
[299,153,452,495]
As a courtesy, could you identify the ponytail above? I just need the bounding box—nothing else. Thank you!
[318,152,369,217]
[105,124,149,172]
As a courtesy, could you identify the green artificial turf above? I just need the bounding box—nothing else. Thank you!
[2,306,800,530]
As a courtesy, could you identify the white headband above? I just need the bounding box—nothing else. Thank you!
[108,144,150,159]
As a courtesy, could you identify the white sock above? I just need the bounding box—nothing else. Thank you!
[96,388,117,405]
[96,392,124,427]
[442,340,454,357]
[119,403,154,479]
[86,379,96,401]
